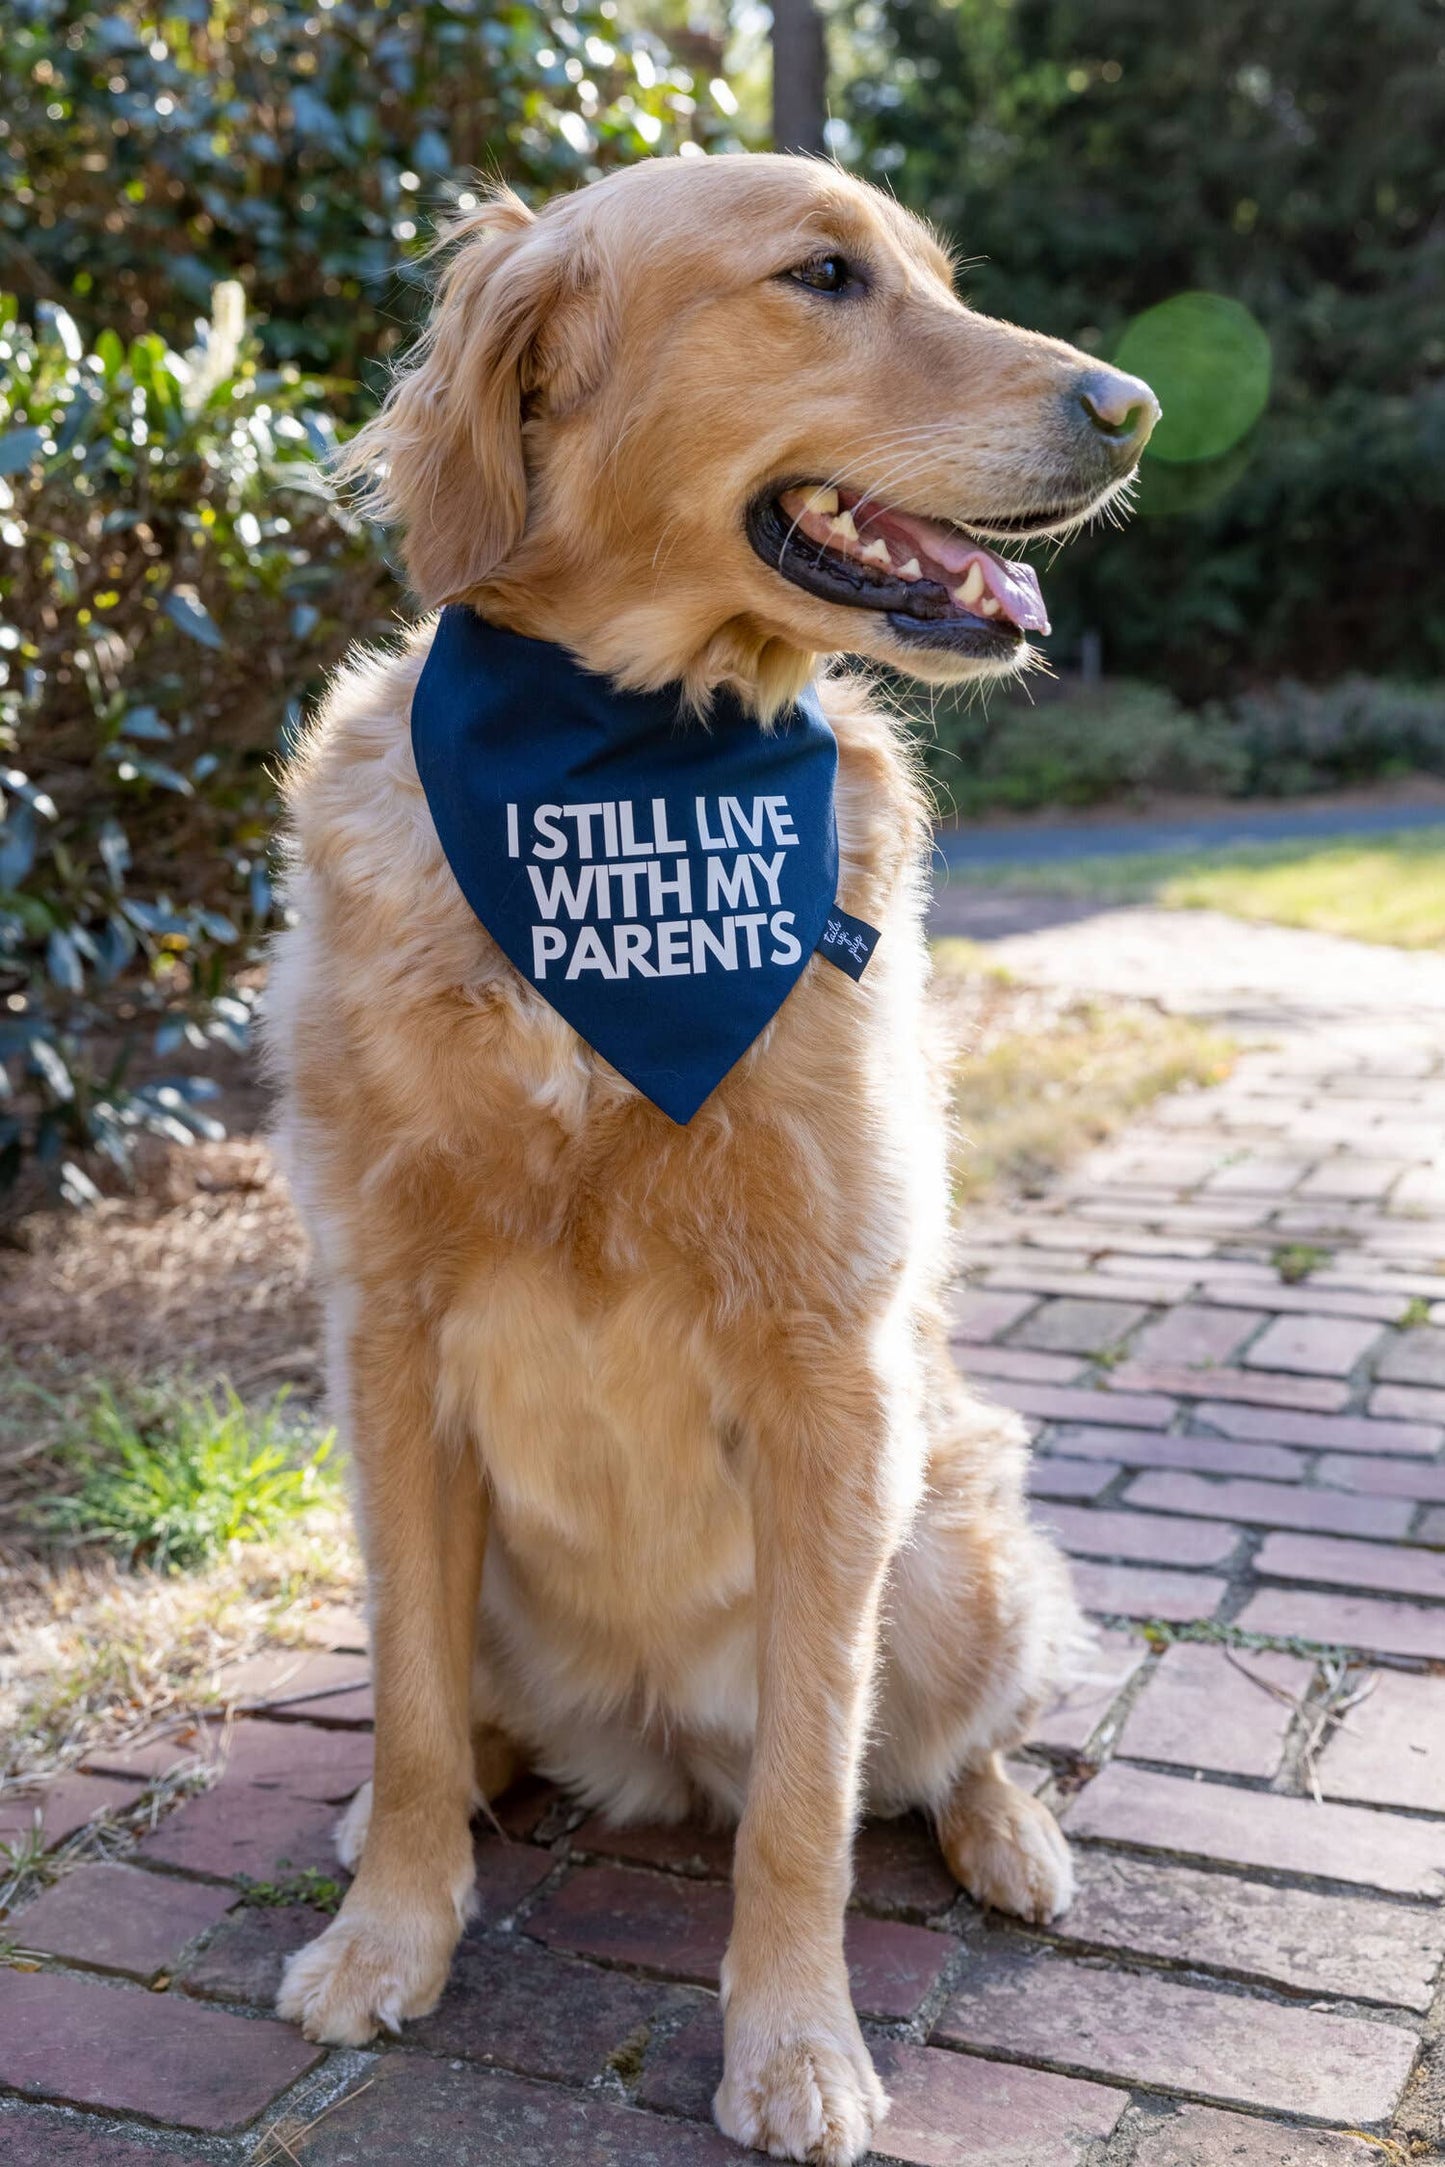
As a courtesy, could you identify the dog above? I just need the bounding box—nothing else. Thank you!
[266,152,1158,2165]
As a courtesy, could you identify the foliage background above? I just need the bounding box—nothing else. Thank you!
[841,0,1445,695]
[4,0,1443,1201]
[1,0,741,1199]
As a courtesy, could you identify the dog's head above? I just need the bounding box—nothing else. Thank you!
[341,154,1157,710]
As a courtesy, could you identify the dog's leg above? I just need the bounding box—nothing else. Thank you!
[869,1379,1079,1925]
[713,1343,903,2167]
[278,1307,485,2045]
[334,1723,520,1875]
[938,1752,1073,1922]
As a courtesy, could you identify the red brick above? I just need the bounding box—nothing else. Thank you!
[1064,1761,1445,1897]
[1122,1469,1412,1539]
[1196,1400,1440,1456]
[1130,1305,1268,1367]
[1029,1456,1121,1501]
[0,1970,319,2130]
[179,1901,330,2006]
[266,1682,374,1726]
[1318,1452,1445,1500]
[178,1825,544,1996]
[1129,2105,1383,2167]
[1242,1314,1383,1376]
[1371,1381,1445,1422]
[1055,1849,1445,2012]
[851,1814,959,1919]
[1068,1561,1226,1623]
[1037,1503,1241,1568]
[933,1946,1414,2123]
[639,2005,1126,2163]
[410,1931,672,2084]
[1376,1326,1445,1385]
[954,1343,1087,1385]
[1031,1630,1149,1752]
[1115,1642,1312,1778]
[526,1863,947,2018]
[0,2105,214,2165]
[138,1779,341,1883]
[1317,1670,1445,1813]
[292,1601,367,1651]
[947,1286,1040,1340]
[1049,1425,1306,1481]
[573,1815,734,1879]
[1107,1364,1350,1412]
[1201,1156,1310,1197]
[994,1384,1179,1428]
[80,1727,211,1783]
[211,1718,372,1800]
[1300,1155,1411,1200]
[1256,1529,1445,1601]
[298,2054,742,2164]
[216,1647,370,1711]
[1236,1586,1445,1660]
[0,1772,146,1849]
[1199,1278,1410,1323]
[11,1862,232,1979]
[994,1266,1192,1304]
[1013,1297,1149,1355]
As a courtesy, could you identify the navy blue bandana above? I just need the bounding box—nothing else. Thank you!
[412,607,871,1125]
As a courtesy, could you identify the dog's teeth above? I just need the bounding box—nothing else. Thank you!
[979,596,1002,617]
[960,563,986,607]
[828,511,859,544]
[859,538,891,566]
[802,487,840,516]
[896,557,922,580]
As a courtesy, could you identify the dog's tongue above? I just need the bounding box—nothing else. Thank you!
[853,499,1051,634]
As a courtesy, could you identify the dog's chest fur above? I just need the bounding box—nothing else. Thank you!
[269,634,950,1707]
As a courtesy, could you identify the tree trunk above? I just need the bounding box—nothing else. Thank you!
[771,0,827,156]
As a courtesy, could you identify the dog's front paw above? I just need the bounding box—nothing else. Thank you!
[276,1899,460,2046]
[715,1999,887,2166]
[942,1773,1074,1924]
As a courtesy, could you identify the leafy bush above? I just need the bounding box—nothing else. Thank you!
[41,1381,336,1571]
[915,675,1445,816]
[841,0,1445,695]
[2,0,741,378]
[0,1,743,1206]
[918,679,1246,815]
[0,287,387,1201]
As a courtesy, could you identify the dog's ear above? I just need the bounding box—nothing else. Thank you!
[337,188,604,605]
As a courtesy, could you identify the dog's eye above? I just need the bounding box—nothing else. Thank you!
[790,253,855,295]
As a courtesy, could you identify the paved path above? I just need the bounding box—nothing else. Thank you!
[936,797,1445,868]
[4,909,1445,2163]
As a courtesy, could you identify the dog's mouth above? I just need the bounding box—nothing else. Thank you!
[747,484,1057,659]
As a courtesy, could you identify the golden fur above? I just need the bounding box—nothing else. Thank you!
[266,153,1152,2165]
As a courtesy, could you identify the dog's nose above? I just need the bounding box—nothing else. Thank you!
[1076,368,1161,458]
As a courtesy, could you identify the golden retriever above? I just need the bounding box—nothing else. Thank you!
[266,152,1158,2165]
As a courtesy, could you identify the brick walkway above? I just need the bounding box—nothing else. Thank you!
[4,905,1445,2164]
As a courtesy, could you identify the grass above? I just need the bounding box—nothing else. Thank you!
[946,828,1445,948]
[932,941,1234,1201]
[1272,1242,1331,1284]
[1,1366,360,1788]
[37,1381,336,1574]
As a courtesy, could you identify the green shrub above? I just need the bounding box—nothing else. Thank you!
[1,0,742,378]
[0,286,387,1200]
[913,674,1445,816]
[917,678,1248,815]
[40,1382,337,1572]
[841,0,1445,695]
